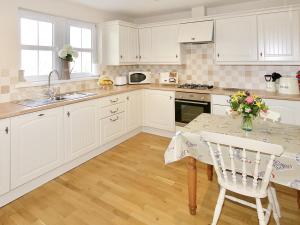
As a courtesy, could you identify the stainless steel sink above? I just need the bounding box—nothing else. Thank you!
[16,92,97,108]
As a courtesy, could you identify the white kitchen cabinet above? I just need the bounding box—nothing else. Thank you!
[215,15,258,62]
[126,90,143,132]
[0,119,10,196]
[103,21,138,65]
[100,113,126,145]
[264,99,300,125]
[258,10,300,61]
[143,90,175,131]
[212,105,230,116]
[151,24,181,64]
[211,95,231,116]
[138,27,152,63]
[11,108,64,188]
[65,100,99,160]
[178,20,214,43]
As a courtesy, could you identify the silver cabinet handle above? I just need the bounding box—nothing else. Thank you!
[110,98,119,103]
[110,108,119,114]
[175,100,209,105]
[110,116,119,122]
[38,114,45,117]
[5,127,8,134]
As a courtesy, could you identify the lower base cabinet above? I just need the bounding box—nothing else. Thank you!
[11,108,64,188]
[65,100,99,161]
[100,112,126,145]
[0,119,10,196]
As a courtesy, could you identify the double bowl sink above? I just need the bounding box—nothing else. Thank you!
[16,92,97,108]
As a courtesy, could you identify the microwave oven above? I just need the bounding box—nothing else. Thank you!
[128,72,151,84]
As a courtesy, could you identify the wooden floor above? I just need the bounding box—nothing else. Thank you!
[0,133,299,225]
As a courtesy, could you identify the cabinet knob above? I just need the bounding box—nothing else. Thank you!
[169,96,173,100]
[176,54,178,58]
[126,96,129,100]
[217,53,220,58]
[120,55,123,59]
[136,55,138,59]
[67,112,70,117]
[110,108,119,114]
[110,98,119,103]
[260,52,263,57]
[191,37,195,41]
[5,127,8,134]
[110,116,119,122]
[139,56,141,59]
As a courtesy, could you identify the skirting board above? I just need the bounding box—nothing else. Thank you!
[142,126,175,138]
[0,127,142,208]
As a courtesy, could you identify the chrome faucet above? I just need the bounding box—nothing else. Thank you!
[47,70,60,100]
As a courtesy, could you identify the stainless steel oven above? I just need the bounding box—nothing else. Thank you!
[175,92,211,127]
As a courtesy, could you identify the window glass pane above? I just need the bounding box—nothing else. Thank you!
[39,51,53,75]
[21,50,38,76]
[21,18,38,45]
[82,28,91,49]
[82,52,92,73]
[70,26,81,48]
[39,21,53,46]
[72,52,82,73]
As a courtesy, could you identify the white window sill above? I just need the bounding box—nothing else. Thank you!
[15,76,99,88]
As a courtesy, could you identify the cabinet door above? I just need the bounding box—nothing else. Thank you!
[151,25,181,63]
[65,100,99,160]
[126,90,142,132]
[100,113,126,145]
[215,15,258,62]
[143,90,175,131]
[11,108,64,188]
[258,10,300,61]
[178,20,214,43]
[120,26,138,64]
[264,99,300,125]
[139,28,152,63]
[0,119,10,195]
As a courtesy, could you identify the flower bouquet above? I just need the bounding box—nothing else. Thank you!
[229,91,268,131]
[58,45,78,80]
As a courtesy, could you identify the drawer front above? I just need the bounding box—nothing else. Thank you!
[101,102,125,119]
[99,94,126,107]
[211,95,230,106]
[100,112,126,145]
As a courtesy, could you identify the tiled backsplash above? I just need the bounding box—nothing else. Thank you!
[0,43,299,103]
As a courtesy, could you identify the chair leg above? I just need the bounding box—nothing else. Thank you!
[269,186,281,218]
[268,187,280,225]
[211,187,226,225]
[256,198,266,225]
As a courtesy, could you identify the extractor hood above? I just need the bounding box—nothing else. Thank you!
[178,20,214,43]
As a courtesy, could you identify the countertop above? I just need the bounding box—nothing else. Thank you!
[1,84,300,120]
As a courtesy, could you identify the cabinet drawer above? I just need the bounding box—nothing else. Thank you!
[100,112,126,145]
[211,95,230,106]
[100,102,125,119]
[99,94,126,107]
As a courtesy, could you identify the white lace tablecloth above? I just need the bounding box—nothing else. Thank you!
[164,114,300,190]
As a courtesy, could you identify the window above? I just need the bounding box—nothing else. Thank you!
[19,10,97,81]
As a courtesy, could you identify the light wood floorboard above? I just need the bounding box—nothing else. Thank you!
[0,133,299,225]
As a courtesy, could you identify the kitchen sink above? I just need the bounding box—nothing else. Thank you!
[16,92,97,108]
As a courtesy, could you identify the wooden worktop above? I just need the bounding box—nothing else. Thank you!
[0,84,300,120]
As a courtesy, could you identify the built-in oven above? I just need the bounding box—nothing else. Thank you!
[175,92,211,127]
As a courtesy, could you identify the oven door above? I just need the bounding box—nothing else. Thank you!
[175,99,211,127]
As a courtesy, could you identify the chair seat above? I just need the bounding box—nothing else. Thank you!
[218,171,267,198]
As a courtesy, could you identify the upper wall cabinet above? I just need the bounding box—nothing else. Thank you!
[138,27,153,63]
[215,15,258,62]
[151,24,181,64]
[258,10,300,61]
[178,20,214,43]
[103,21,139,65]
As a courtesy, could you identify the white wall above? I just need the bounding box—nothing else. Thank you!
[0,0,124,69]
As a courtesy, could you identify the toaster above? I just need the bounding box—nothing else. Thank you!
[114,76,127,86]
[278,76,300,95]
[159,72,178,85]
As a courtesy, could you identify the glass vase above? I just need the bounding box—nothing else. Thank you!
[241,116,253,131]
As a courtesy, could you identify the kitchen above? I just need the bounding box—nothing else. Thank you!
[0,0,300,224]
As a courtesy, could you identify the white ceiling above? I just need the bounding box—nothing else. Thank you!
[65,0,257,17]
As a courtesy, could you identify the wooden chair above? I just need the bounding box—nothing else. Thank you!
[260,111,281,122]
[201,131,284,225]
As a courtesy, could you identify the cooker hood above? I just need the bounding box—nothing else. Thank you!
[178,20,214,43]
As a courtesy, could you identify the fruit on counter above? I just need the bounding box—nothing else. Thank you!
[97,75,113,86]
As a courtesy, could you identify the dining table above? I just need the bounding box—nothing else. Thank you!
[164,113,300,215]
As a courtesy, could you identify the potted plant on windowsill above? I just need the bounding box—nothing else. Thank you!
[229,91,268,131]
[58,45,78,80]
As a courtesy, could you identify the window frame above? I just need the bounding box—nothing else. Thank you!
[19,9,98,82]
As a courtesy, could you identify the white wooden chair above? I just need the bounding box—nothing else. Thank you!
[201,131,284,225]
[260,111,281,123]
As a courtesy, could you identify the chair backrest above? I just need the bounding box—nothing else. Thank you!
[260,110,281,122]
[201,131,284,193]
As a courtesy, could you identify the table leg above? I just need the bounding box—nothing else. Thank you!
[187,157,197,215]
[207,165,213,181]
[297,190,300,209]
